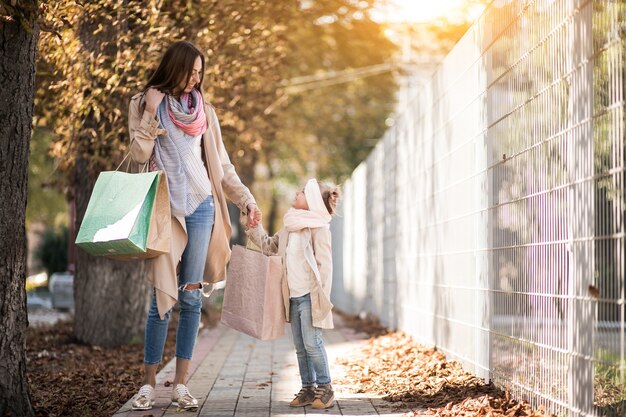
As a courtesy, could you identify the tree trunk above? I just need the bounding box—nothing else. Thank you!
[0,11,38,417]
[73,157,151,347]
[71,0,151,347]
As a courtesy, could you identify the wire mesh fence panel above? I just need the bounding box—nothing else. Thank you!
[330,0,626,415]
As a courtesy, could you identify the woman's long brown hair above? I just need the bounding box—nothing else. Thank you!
[145,41,205,96]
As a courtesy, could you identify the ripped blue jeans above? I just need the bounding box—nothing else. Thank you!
[144,195,214,364]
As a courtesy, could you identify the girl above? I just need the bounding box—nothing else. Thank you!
[128,41,261,411]
[246,179,340,409]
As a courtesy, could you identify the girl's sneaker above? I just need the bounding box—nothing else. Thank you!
[172,384,199,410]
[312,384,335,409]
[289,386,316,407]
[131,384,155,410]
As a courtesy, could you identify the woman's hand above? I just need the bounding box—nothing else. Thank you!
[144,87,165,116]
[247,204,262,228]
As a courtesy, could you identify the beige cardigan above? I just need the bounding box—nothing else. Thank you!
[128,93,255,319]
[245,224,334,329]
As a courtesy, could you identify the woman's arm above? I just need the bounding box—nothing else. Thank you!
[128,94,161,164]
[206,105,256,212]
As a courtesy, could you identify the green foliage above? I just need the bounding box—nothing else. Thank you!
[34,225,68,276]
[273,0,398,183]
[26,128,67,227]
[422,0,491,55]
[594,349,626,412]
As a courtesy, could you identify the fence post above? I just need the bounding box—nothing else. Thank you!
[475,12,493,383]
[567,1,594,415]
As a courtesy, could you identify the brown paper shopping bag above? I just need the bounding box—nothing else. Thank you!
[221,245,285,340]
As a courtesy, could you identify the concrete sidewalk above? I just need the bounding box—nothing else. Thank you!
[113,317,412,417]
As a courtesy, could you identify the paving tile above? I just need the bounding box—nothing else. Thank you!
[114,317,393,417]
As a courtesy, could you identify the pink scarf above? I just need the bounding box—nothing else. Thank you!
[283,208,330,232]
[283,179,332,231]
[166,90,207,137]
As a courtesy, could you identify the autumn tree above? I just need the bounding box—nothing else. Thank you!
[277,0,398,180]
[261,0,399,232]
[0,0,39,415]
[162,0,293,187]
[272,0,490,184]
[36,0,294,343]
[255,0,494,233]
[36,0,173,346]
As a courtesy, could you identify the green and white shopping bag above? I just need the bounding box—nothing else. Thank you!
[75,170,171,260]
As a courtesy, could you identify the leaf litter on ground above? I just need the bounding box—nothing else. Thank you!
[26,308,220,417]
[336,312,553,417]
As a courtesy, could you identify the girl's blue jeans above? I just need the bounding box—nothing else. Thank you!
[144,196,214,364]
[290,293,332,386]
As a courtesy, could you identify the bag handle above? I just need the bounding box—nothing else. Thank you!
[115,140,149,173]
[117,96,161,173]
[244,234,270,255]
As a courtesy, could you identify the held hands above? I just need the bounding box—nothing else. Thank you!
[246,204,262,229]
[144,87,165,116]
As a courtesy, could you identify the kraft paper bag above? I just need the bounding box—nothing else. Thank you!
[75,170,171,260]
[221,245,285,340]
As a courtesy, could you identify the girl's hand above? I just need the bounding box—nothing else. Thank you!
[247,204,262,228]
[144,87,165,116]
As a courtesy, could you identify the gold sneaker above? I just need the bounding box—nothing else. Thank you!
[172,384,199,410]
[289,386,316,407]
[311,383,335,409]
[131,384,155,410]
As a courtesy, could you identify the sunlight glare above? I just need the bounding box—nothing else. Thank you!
[379,0,468,23]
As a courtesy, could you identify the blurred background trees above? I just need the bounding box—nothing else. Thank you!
[27,0,486,345]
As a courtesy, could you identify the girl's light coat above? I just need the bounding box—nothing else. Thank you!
[128,93,255,319]
[245,224,334,329]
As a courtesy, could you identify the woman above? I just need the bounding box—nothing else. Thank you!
[127,40,260,411]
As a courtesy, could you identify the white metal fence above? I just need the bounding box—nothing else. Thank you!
[331,1,626,415]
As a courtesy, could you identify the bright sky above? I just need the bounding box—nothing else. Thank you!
[374,0,484,23]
